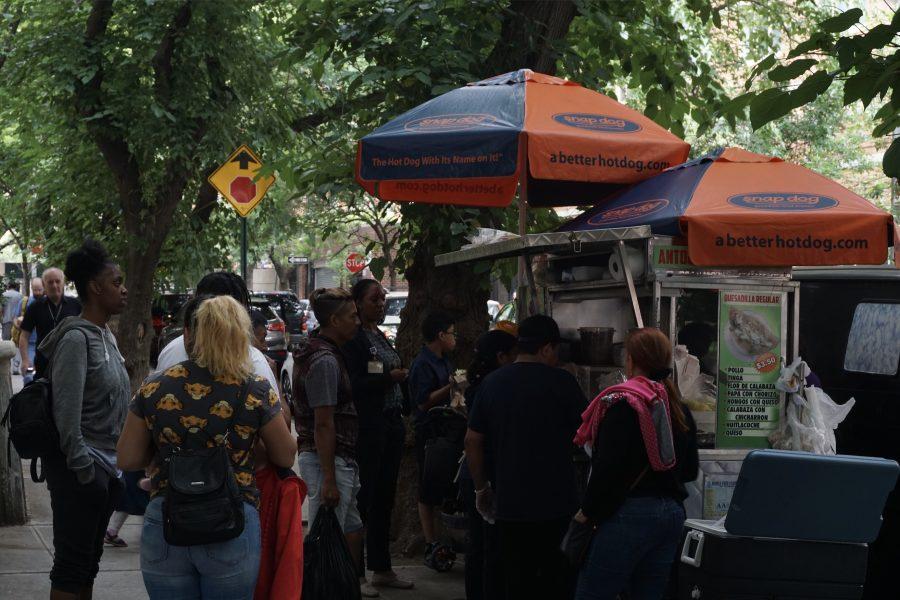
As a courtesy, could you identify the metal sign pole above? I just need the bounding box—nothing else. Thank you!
[241,216,248,283]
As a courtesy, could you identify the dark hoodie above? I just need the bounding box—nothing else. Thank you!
[39,316,131,484]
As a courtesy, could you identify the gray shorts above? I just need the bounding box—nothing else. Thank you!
[299,452,363,534]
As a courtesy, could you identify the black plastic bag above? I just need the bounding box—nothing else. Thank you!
[303,507,361,600]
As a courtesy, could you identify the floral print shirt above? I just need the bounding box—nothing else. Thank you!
[130,360,282,507]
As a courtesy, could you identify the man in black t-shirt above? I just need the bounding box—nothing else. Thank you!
[19,268,82,378]
[466,314,587,600]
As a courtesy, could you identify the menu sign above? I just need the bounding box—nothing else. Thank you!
[716,291,784,448]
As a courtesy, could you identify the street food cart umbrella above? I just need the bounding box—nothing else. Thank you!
[560,147,898,267]
[355,69,690,210]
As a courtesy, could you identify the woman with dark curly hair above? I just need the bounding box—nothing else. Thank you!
[38,239,130,600]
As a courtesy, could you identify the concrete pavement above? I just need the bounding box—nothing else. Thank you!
[0,373,466,600]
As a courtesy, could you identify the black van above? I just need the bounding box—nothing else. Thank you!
[793,265,900,599]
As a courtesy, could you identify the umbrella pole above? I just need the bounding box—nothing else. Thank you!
[517,155,531,318]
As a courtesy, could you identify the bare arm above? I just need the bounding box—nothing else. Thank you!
[116,412,154,471]
[258,410,296,468]
[420,383,452,411]
[17,328,30,371]
[313,405,337,480]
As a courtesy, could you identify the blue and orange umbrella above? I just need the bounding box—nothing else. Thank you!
[356,69,690,208]
[560,147,898,267]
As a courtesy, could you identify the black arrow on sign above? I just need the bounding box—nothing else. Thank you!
[231,150,259,170]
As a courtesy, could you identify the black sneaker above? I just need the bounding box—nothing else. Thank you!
[424,542,455,572]
[423,542,439,570]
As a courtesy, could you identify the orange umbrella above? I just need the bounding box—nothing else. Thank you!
[356,69,689,207]
[561,147,897,267]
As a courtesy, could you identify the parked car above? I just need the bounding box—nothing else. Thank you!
[249,298,288,369]
[251,291,306,345]
[793,265,900,597]
[297,298,318,334]
[378,290,408,342]
[157,295,287,370]
[151,292,191,367]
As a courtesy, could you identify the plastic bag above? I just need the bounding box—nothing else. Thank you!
[674,345,716,411]
[769,358,855,455]
[302,507,361,600]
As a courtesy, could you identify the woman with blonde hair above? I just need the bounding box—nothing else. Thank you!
[572,327,699,600]
[117,294,296,599]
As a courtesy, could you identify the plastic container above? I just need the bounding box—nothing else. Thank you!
[578,327,614,365]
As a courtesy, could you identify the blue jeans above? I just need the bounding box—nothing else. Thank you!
[140,497,261,600]
[299,452,363,534]
[575,496,685,600]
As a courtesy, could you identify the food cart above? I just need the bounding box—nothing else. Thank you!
[435,226,801,519]
[433,147,898,519]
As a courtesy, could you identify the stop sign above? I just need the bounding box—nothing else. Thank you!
[230,176,256,203]
[345,253,367,273]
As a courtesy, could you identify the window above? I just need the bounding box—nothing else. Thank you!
[844,303,900,376]
[385,297,407,317]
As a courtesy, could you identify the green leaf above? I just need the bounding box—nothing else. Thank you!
[749,88,792,129]
[882,138,900,179]
[787,35,827,59]
[843,70,878,105]
[368,256,387,280]
[790,71,834,107]
[859,24,896,52]
[768,59,817,82]
[819,8,863,33]
[449,222,468,235]
[745,53,776,90]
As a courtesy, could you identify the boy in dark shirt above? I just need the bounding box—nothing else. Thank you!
[466,315,587,600]
[407,311,456,570]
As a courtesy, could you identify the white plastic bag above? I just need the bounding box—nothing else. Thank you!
[675,345,716,412]
[769,358,855,455]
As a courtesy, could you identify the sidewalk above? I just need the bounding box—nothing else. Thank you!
[0,375,465,600]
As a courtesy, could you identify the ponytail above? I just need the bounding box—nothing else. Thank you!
[663,377,689,434]
[626,327,690,433]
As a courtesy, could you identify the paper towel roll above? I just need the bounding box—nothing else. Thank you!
[608,246,645,281]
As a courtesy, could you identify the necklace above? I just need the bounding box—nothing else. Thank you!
[47,300,63,327]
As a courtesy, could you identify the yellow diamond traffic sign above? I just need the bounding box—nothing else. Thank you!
[208,145,275,218]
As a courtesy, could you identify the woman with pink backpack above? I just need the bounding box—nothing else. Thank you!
[571,327,699,600]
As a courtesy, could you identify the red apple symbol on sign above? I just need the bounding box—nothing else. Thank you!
[230,176,256,204]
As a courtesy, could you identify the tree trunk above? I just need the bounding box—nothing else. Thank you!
[117,245,160,392]
[391,241,491,555]
[387,260,398,290]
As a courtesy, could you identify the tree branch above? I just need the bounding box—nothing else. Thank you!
[290,89,387,133]
[75,0,144,221]
[0,213,25,251]
[152,1,193,106]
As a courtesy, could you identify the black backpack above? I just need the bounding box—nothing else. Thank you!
[1,330,89,483]
[1,378,57,482]
[161,380,249,547]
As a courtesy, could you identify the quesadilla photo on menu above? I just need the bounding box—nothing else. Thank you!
[728,308,778,356]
